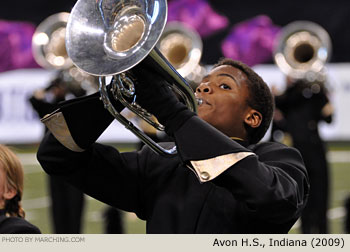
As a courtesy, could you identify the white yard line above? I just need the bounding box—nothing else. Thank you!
[291,207,346,230]
[327,151,350,163]
[22,195,97,211]
[22,196,50,210]
[17,153,40,166]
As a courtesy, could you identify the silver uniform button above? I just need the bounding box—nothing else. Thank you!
[200,171,210,181]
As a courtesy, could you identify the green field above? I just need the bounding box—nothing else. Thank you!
[11,142,350,234]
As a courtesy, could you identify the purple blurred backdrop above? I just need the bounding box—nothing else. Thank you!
[168,0,229,38]
[0,20,40,73]
[221,15,281,66]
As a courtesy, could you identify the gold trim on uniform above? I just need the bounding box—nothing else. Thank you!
[190,152,255,182]
[41,110,85,152]
[230,137,244,141]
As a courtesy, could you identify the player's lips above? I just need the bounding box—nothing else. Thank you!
[195,95,210,106]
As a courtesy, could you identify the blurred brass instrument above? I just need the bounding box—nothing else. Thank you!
[274,21,332,82]
[32,12,98,96]
[65,0,198,156]
[32,12,72,69]
[158,21,206,87]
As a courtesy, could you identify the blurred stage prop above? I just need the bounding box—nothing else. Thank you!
[221,15,281,66]
[0,20,40,72]
[167,0,228,38]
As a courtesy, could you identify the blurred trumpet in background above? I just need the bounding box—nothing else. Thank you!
[158,21,207,89]
[32,12,98,98]
[274,20,332,83]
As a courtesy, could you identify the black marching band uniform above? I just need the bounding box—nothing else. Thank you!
[273,79,332,233]
[0,209,41,234]
[37,67,309,233]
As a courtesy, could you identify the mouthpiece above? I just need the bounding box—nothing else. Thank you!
[197,98,203,106]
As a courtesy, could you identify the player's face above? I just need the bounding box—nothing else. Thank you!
[195,65,251,138]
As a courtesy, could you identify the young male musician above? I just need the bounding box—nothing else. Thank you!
[37,58,309,233]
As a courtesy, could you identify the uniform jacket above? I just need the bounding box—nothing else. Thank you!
[37,115,309,234]
[0,210,41,234]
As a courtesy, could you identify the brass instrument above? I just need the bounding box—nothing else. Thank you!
[274,21,332,82]
[65,0,198,156]
[158,21,206,87]
[32,12,98,96]
[32,12,72,69]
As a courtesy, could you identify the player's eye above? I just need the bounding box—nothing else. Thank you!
[219,83,231,90]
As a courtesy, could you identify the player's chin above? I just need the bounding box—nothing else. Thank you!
[197,107,213,121]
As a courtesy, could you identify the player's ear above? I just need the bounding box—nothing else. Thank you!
[244,109,262,128]
[3,185,16,200]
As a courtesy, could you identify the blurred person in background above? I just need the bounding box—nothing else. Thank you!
[29,72,86,234]
[345,195,350,233]
[0,144,41,233]
[272,76,333,233]
[103,206,124,234]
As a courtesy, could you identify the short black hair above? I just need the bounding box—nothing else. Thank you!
[213,58,274,144]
